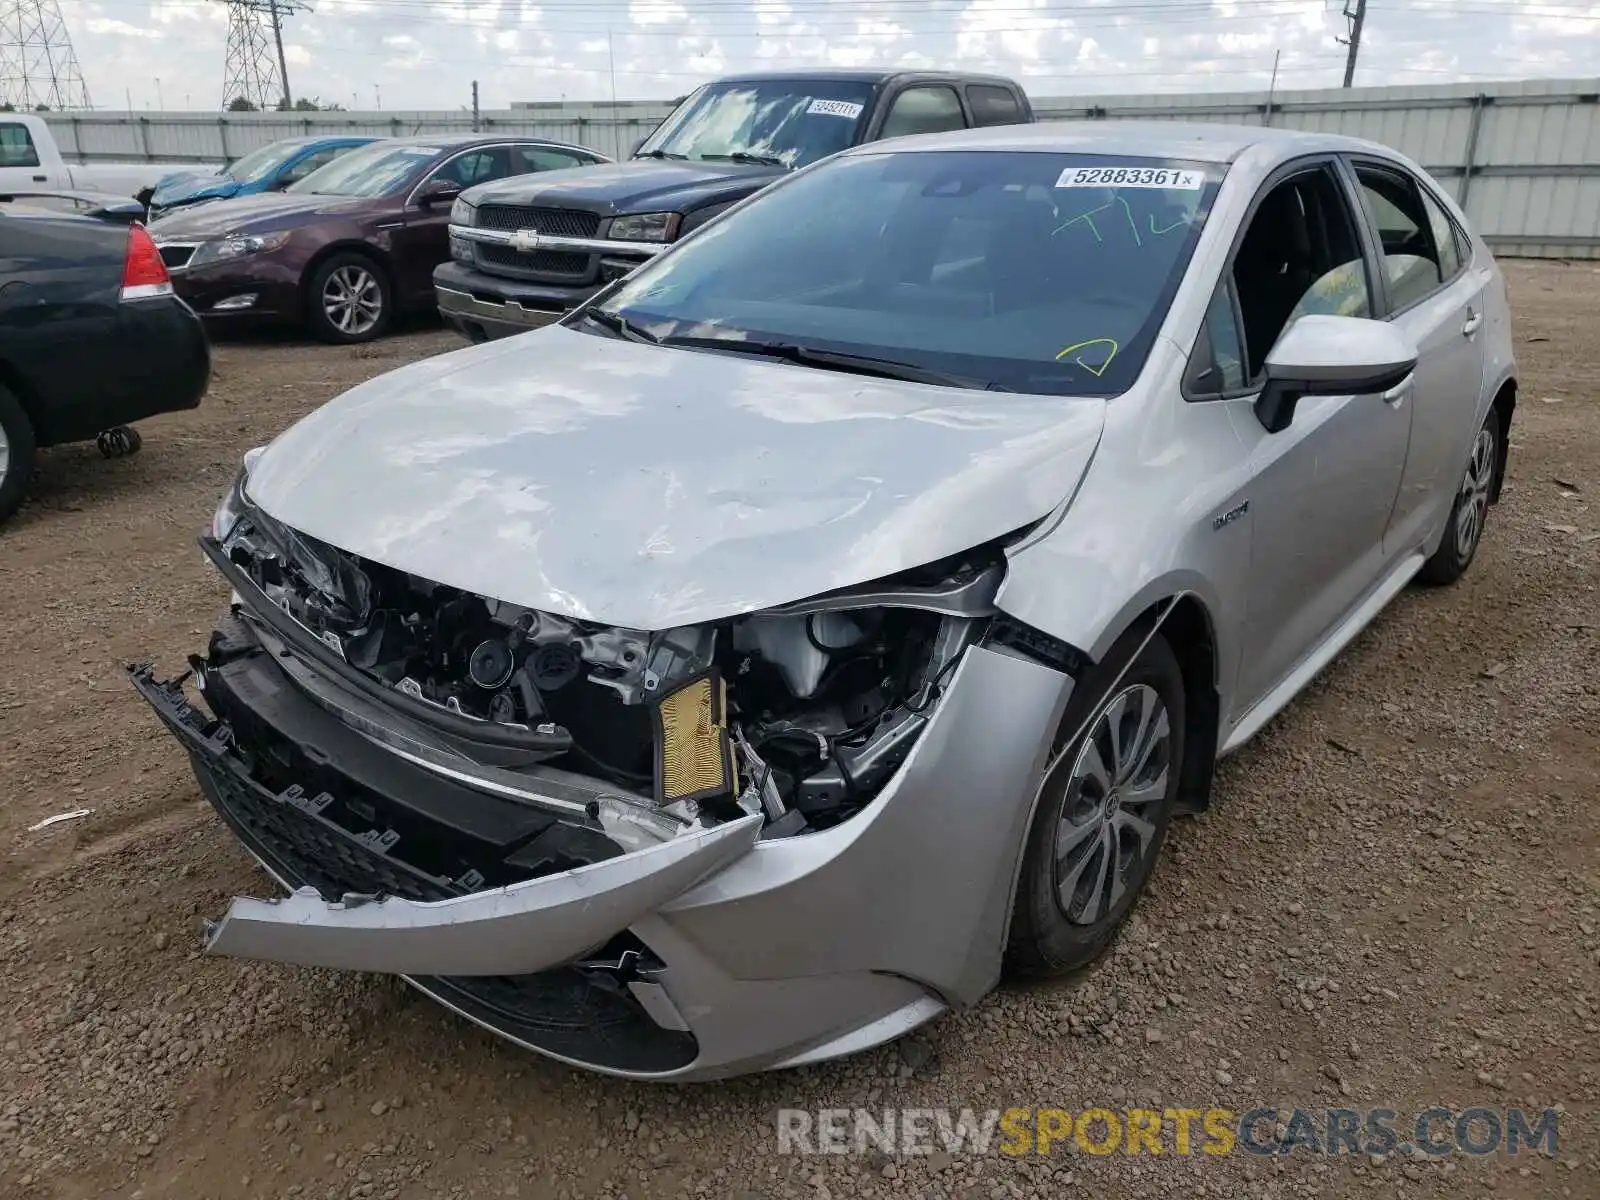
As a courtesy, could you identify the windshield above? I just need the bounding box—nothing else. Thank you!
[635,79,875,169]
[225,141,306,184]
[287,142,441,197]
[591,150,1223,395]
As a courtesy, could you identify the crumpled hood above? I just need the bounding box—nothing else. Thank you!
[464,158,782,217]
[152,173,239,208]
[148,192,369,238]
[243,326,1106,630]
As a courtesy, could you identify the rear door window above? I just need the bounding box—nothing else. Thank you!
[0,123,41,168]
[878,86,967,140]
[1352,164,1450,312]
[967,85,1024,127]
[514,146,595,173]
[282,146,344,183]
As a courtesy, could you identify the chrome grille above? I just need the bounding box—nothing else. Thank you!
[479,245,592,279]
[475,206,600,238]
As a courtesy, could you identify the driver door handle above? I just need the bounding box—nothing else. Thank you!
[1462,309,1483,338]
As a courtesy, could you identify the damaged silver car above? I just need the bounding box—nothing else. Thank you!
[133,122,1516,1079]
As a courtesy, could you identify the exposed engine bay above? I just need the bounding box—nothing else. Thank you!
[216,494,999,838]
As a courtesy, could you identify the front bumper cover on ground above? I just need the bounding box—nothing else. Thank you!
[130,602,1075,1079]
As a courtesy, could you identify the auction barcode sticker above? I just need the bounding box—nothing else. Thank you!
[807,99,865,119]
[1056,166,1205,190]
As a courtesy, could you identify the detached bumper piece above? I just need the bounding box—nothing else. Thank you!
[129,643,761,1075]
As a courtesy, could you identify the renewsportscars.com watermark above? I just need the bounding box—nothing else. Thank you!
[776,1106,1561,1158]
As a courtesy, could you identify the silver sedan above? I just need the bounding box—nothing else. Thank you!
[134,120,1516,1080]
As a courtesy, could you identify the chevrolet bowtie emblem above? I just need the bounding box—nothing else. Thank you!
[509,228,542,252]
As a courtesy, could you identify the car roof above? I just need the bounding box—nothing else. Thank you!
[842,119,1397,165]
[710,68,1021,87]
[378,133,598,154]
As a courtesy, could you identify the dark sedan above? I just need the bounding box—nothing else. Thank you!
[146,135,610,343]
[0,204,209,524]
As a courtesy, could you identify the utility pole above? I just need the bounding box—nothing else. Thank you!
[1338,0,1367,89]
[1264,49,1280,126]
[471,79,479,131]
[216,0,302,111]
[607,29,617,105]
[267,0,291,108]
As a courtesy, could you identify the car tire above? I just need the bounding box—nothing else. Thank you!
[306,252,392,344]
[1005,625,1186,979]
[0,383,37,526]
[1417,408,1500,586]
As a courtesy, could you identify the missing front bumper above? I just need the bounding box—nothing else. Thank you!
[131,661,759,977]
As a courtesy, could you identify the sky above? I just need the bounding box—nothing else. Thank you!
[51,0,1600,112]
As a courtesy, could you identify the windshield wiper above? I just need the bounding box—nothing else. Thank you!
[698,152,787,167]
[634,149,688,160]
[576,307,660,344]
[656,336,1006,391]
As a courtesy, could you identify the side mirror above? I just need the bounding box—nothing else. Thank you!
[268,175,293,191]
[1256,315,1418,434]
[416,177,464,207]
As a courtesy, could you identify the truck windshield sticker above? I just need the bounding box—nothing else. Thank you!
[1056,166,1205,190]
[806,99,865,120]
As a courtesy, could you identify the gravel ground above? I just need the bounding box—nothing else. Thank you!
[1,263,1596,1200]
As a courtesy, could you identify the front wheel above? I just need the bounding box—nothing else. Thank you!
[1418,411,1499,586]
[1005,626,1186,978]
[307,253,392,344]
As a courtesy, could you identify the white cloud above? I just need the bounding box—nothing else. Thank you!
[630,1,688,26]
[46,0,1600,114]
[84,17,161,38]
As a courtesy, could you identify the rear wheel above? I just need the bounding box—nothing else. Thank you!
[1006,626,1185,978]
[0,383,37,526]
[1418,410,1499,585]
[307,253,392,344]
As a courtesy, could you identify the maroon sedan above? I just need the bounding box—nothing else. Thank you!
[147,135,609,343]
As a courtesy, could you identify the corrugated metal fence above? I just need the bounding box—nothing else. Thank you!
[41,75,1600,258]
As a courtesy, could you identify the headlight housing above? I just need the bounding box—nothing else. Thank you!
[450,196,477,227]
[211,446,265,541]
[189,231,292,270]
[608,212,681,243]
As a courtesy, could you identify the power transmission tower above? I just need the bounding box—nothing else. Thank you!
[0,0,92,110]
[217,0,305,110]
[1337,0,1367,89]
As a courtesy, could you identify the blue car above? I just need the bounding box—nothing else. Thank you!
[148,136,379,218]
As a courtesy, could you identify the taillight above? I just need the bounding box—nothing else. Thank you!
[121,224,173,301]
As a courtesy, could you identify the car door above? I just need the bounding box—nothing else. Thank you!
[0,120,53,188]
[389,147,511,302]
[1343,157,1490,556]
[1195,159,1412,714]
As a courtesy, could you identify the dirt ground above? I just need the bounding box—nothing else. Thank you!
[1,264,1597,1200]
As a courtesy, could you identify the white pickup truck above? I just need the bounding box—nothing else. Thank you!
[0,113,206,200]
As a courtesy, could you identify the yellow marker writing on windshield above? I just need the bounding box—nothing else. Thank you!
[1056,338,1120,377]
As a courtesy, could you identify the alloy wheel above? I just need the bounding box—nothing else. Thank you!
[1455,425,1497,561]
[322,264,383,337]
[1053,683,1172,925]
[0,421,9,490]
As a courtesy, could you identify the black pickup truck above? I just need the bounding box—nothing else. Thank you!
[435,69,1034,340]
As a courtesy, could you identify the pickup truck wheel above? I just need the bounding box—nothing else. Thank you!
[307,253,392,344]
[0,383,38,525]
